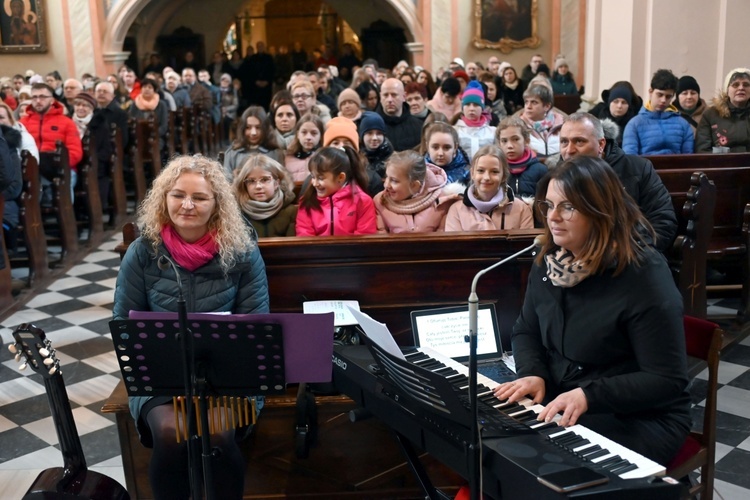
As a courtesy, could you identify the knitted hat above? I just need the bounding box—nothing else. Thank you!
[676,76,700,96]
[452,57,465,68]
[723,68,750,92]
[74,92,97,109]
[536,63,551,77]
[358,111,386,137]
[554,56,568,70]
[497,62,512,76]
[461,81,485,107]
[608,85,633,105]
[323,116,359,151]
[453,70,470,84]
[337,88,361,109]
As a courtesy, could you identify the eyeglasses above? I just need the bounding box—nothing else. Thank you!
[244,176,274,187]
[537,200,576,221]
[167,192,214,206]
[31,95,53,100]
[292,93,312,100]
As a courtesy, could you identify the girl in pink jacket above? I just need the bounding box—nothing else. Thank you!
[373,150,462,233]
[296,146,377,236]
[444,144,533,232]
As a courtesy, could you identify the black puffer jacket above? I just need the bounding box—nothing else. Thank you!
[601,119,677,252]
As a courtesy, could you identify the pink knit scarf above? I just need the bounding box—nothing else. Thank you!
[160,225,219,272]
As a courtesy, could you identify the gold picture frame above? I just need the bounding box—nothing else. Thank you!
[0,0,47,53]
[473,0,541,53]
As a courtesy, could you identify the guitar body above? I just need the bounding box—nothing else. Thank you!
[24,468,129,500]
[8,324,130,500]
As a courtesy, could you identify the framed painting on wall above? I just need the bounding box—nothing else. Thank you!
[474,0,541,53]
[0,0,47,53]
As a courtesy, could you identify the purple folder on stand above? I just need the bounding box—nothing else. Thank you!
[124,311,334,384]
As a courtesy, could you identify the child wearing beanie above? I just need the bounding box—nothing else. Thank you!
[323,115,384,195]
[359,111,394,181]
[454,80,496,159]
[591,82,639,146]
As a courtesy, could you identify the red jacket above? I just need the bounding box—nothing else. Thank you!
[20,100,83,170]
[296,183,377,236]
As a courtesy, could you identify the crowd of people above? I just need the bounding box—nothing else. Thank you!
[4,43,747,498]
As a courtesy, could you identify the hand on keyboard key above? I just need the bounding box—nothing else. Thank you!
[493,375,546,404]
[538,387,588,427]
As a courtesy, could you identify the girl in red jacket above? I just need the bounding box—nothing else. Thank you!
[296,146,377,236]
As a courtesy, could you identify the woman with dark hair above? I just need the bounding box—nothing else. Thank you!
[500,66,526,115]
[355,81,380,112]
[494,155,691,467]
[107,73,133,111]
[416,69,438,100]
[128,77,169,152]
[269,96,300,148]
[223,106,285,179]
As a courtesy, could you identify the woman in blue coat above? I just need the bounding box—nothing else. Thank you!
[114,155,269,499]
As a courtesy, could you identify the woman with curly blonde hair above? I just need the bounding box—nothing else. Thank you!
[113,154,269,499]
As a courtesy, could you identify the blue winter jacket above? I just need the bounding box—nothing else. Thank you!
[622,105,694,155]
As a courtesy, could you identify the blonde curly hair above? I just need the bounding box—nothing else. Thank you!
[137,155,254,272]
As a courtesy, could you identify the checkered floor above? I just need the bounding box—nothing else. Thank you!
[1,234,750,499]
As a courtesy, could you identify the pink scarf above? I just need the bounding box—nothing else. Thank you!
[160,225,219,272]
[508,149,535,174]
[462,112,490,127]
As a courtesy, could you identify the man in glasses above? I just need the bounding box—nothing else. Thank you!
[558,112,676,252]
[20,83,83,199]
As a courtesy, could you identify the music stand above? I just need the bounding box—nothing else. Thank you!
[109,312,334,499]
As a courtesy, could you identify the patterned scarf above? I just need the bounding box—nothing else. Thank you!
[160,225,219,272]
[544,248,592,288]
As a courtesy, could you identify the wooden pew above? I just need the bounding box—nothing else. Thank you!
[126,118,147,204]
[554,94,581,115]
[109,124,128,226]
[40,142,78,265]
[665,172,716,318]
[165,111,176,159]
[77,129,104,246]
[175,107,189,155]
[13,151,48,285]
[653,157,750,321]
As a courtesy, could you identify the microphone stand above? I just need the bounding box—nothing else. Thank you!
[158,255,214,500]
[467,238,540,500]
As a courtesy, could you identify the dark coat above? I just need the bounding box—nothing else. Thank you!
[512,251,691,462]
[507,155,547,198]
[375,103,422,152]
[550,72,578,95]
[696,95,750,152]
[242,203,298,237]
[602,134,678,252]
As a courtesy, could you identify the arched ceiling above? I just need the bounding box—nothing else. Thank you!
[104,0,420,56]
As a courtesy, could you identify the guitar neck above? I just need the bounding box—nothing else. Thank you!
[44,375,86,474]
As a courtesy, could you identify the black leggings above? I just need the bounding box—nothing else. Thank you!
[145,404,245,499]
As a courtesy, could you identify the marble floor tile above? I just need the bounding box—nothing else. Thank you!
[25,292,76,308]
[0,309,51,329]
[66,262,108,277]
[42,325,100,348]
[695,360,748,384]
[56,306,114,326]
[47,276,97,292]
[65,374,121,407]
[0,377,46,406]
[715,385,750,419]
[0,469,41,498]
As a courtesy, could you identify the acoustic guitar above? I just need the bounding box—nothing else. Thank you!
[9,323,130,500]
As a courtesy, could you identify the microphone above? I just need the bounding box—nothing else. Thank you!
[465,234,542,500]
[158,254,184,301]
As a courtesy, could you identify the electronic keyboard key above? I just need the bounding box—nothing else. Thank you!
[611,463,639,475]
[583,449,611,460]
[576,444,601,456]
[604,459,632,472]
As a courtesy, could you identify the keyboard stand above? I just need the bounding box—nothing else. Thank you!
[394,431,454,500]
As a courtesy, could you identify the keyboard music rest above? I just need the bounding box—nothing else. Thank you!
[332,344,685,499]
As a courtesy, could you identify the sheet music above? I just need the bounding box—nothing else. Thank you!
[304,300,360,326]
[347,307,405,360]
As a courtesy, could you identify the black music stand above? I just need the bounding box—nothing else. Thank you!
[110,312,334,499]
